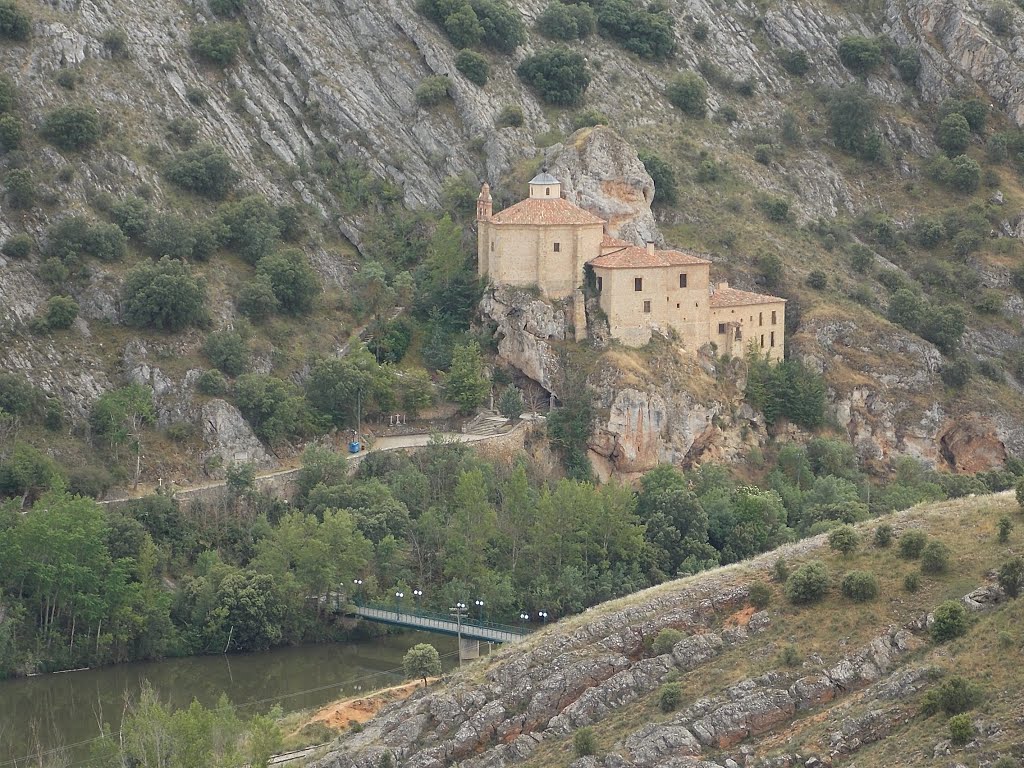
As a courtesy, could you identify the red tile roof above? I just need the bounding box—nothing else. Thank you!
[490,197,606,226]
[589,246,711,269]
[709,285,786,308]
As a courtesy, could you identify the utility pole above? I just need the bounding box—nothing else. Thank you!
[450,602,467,669]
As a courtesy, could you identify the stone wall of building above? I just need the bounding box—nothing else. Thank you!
[710,300,786,360]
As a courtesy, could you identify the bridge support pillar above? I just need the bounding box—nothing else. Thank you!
[459,638,480,661]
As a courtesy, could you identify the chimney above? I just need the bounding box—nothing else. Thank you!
[646,241,655,253]
[719,281,729,290]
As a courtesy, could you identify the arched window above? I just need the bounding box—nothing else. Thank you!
[545,187,551,196]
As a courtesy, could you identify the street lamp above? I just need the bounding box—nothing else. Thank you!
[474,599,485,624]
[412,588,423,615]
[538,610,549,625]
[353,578,363,607]
[395,590,405,618]
[519,611,529,633]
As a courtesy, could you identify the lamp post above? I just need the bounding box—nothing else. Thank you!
[412,588,423,616]
[395,590,404,618]
[353,578,363,607]
[519,611,529,634]
[474,599,485,624]
[538,610,549,625]
[450,602,468,669]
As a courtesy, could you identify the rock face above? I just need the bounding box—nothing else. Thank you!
[543,127,661,245]
[201,399,274,470]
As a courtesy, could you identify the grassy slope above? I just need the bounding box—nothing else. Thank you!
[512,492,1023,767]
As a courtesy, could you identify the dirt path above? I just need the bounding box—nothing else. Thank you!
[295,679,437,734]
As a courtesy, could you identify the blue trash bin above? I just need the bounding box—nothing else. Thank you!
[348,441,361,454]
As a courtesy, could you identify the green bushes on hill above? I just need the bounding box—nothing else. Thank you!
[418,0,524,53]
[594,0,675,60]
[255,249,318,315]
[415,76,451,107]
[41,104,101,150]
[837,36,883,75]
[46,216,127,265]
[121,257,208,331]
[517,48,590,106]
[0,0,31,40]
[744,354,826,429]
[666,72,707,117]
[536,1,595,40]
[785,562,830,604]
[165,144,238,199]
[190,23,245,66]
[455,50,489,86]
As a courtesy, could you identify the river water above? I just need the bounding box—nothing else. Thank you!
[0,633,457,766]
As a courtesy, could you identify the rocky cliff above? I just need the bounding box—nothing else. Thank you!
[3,0,1024,484]
[308,492,1024,768]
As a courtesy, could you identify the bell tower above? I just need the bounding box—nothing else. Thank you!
[476,183,492,280]
[476,182,492,221]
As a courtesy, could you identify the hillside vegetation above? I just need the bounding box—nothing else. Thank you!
[310,490,1024,768]
[1,0,1024,494]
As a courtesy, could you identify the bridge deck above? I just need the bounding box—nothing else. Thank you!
[351,606,527,644]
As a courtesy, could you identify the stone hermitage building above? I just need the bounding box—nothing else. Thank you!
[477,174,786,359]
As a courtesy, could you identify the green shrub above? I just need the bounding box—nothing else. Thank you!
[691,20,708,41]
[749,582,771,609]
[772,557,789,583]
[46,216,127,264]
[936,113,971,155]
[920,540,950,574]
[806,270,828,290]
[946,155,980,193]
[659,682,683,713]
[785,562,830,605]
[838,36,883,75]
[455,50,489,86]
[638,152,676,207]
[986,2,1015,35]
[218,195,279,263]
[165,144,238,199]
[536,1,595,39]
[121,257,208,331]
[594,0,675,59]
[921,675,980,715]
[896,49,921,82]
[516,48,590,106]
[5,167,33,209]
[190,23,244,66]
[666,72,707,117]
[109,196,150,239]
[903,572,921,593]
[145,213,197,259]
[418,0,525,52]
[209,0,243,16]
[898,529,927,559]
[196,369,229,396]
[41,105,101,150]
[873,524,893,547]
[778,48,809,76]
[998,556,1024,598]
[101,28,129,58]
[0,73,14,114]
[759,197,790,222]
[572,727,597,757]
[572,108,609,130]
[779,644,802,666]
[42,295,79,330]
[496,104,523,127]
[0,0,31,40]
[651,627,683,656]
[235,373,324,444]
[827,525,859,556]
[415,75,451,107]
[0,113,21,152]
[930,600,969,643]
[841,571,879,601]
[948,713,973,746]
[827,85,878,158]
[203,330,249,376]
[256,249,318,315]
[2,232,31,258]
[718,104,739,124]
[1017,477,1024,510]
[236,275,280,321]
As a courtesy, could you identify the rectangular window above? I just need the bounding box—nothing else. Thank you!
[643,300,651,313]
[490,241,495,251]
[759,312,763,326]
[596,276,603,292]
[679,273,687,288]
[553,242,560,252]
[718,323,726,334]
[676,303,680,309]
[771,310,777,324]
[634,277,643,292]
[760,334,765,348]
[770,331,776,347]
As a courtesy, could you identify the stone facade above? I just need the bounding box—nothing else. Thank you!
[478,176,786,359]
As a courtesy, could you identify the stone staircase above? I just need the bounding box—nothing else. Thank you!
[463,411,511,436]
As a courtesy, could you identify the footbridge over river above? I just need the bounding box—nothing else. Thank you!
[350,604,529,644]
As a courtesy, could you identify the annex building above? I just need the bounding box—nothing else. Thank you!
[476,174,786,360]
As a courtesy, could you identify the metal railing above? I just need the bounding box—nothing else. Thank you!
[352,602,529,643]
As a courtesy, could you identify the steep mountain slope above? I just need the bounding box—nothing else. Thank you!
[2,0,1024,489]
[309,492,1024,768]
